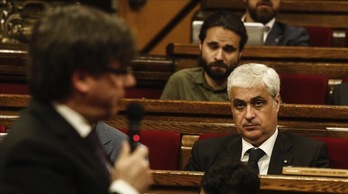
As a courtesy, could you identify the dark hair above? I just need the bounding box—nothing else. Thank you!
[199,11,248,51]
[201,159,260,194]
[29,5,136,101]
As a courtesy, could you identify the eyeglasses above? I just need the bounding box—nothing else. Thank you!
[102,66,133,76]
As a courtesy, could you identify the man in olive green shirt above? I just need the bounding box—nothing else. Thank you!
[160,11,248,101]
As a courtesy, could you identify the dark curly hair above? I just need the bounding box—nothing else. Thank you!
[201,158,260,194]
[199,11,248,51]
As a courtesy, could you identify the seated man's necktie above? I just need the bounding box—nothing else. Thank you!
[248,148,265,174]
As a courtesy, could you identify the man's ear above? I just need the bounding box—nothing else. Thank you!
[274,93,281,112]
[239,52,242,60]
[71,70,92,94]
[199,43,202,51]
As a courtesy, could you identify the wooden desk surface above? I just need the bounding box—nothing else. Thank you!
[149,170,348,194]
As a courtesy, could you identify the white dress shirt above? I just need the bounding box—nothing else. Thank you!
[240,128,279,175]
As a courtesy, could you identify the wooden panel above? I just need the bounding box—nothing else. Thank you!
[2,95,348,134]
[2,95,348,170]
[3,44,348,97]
[150,170,348,193]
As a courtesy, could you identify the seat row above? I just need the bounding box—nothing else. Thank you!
[2,44,348,104]
[194,0,348,48]
[2,95,348,171]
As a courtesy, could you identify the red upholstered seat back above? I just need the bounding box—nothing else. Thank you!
[126,88,162,99]
[303,26,332,47]
[0,83,29,94]
[311,136,348,169]
[279,74,328,104]
[0,126,5,133]
[120,129,181,170]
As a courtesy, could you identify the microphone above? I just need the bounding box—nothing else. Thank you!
[126,102,144,152]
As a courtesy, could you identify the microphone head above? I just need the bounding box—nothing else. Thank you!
[126,102,144,121]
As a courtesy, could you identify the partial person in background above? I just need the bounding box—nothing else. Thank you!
[185,63,329,174]
[242,0,310,46]
[0,5,152,194]
[160,11,248,101]
[330,82,348,105]
[96,121,128,163]
[200,159,260,194]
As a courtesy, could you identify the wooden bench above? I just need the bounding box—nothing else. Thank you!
[2,94,348,170]
[0,44,172,98]
[2,43,348,100]
[149,170,348,194]
[166,43,348,94]
[194,0,348,47]
[199,0,348,29]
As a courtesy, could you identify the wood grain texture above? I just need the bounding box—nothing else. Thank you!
[149,170,348,193]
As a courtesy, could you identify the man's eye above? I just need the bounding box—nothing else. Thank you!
[254,101,263,107]
[234,102,245,109]
[223,46,235,53]
[207,43,219,50]
[209,45,218,50]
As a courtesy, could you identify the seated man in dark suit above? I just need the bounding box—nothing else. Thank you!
[185,63,329,174]
[200,159,260,194]
[242,0,310,46]
[330,82,348,105]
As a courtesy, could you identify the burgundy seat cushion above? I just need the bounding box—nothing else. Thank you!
[311,136,348,169]
[0,126,5,133]
[302,26,332,47]
[126,88,162,99]
[120,129,181,170]
[280,74,328,104]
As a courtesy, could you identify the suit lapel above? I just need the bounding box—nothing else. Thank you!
[95,122,112,156]
[268,132,294,174]
[219,136,242,161]
[30,99,110,184]
[265,22,283,46]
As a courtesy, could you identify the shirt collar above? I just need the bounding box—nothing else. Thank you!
[263,18,275,41]
[264,18,276,32]
[241,128,278,158]
[53,102,93,138]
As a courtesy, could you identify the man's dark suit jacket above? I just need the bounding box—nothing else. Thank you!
[265,21,310,46]
[330,82,348,105]
[0,98,110,194]
[185,132,329,174]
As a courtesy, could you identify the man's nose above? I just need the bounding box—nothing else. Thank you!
[214,49,224,61]
[245,106,255,120]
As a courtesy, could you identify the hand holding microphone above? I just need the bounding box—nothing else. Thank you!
[111,102,152,193]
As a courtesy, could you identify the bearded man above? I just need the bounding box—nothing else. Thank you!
[160,11,248,101]
[243,0,309,46]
